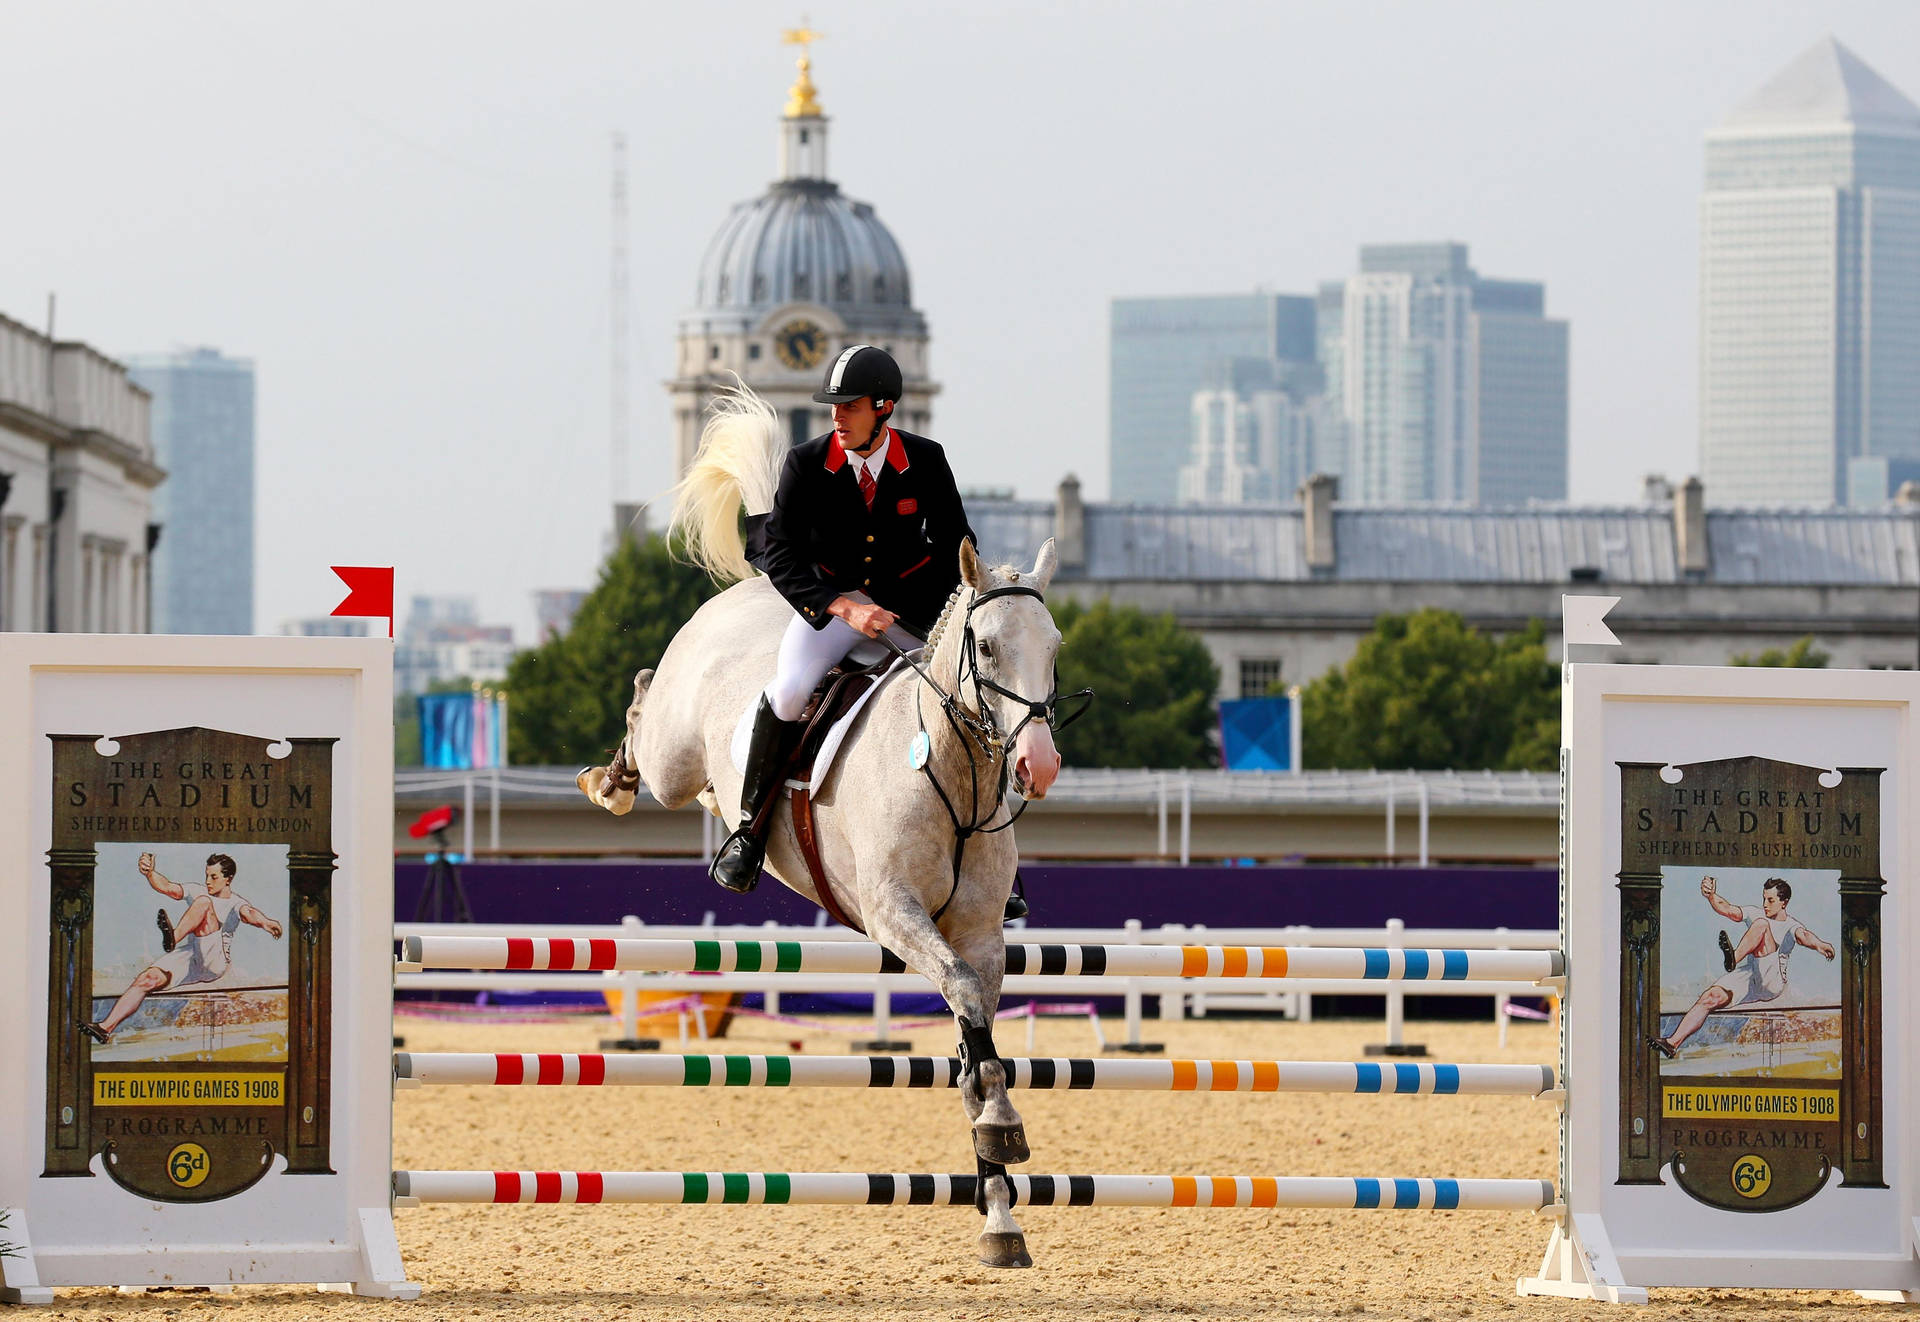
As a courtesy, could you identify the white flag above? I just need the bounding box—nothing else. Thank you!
[1562,594,1621,647]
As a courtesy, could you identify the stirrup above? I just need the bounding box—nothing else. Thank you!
[1002,874,1029,923]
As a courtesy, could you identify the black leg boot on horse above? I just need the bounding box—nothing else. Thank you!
[710,695,798,894]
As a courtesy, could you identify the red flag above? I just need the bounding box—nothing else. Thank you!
[330,565,395,638]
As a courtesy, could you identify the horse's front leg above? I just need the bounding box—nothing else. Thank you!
[861,883,1033,1269]
[948,923,1031,1268]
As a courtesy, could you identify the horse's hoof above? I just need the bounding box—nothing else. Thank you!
[576,767,636,816]
[973,1123,1030,1165]
[975,1232,1033,1269]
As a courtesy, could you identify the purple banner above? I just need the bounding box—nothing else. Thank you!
[396,861,1556,932]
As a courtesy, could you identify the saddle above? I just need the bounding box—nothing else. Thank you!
[748,654,895,933]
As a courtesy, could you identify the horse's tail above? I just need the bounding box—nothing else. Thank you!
[667,378,784,584]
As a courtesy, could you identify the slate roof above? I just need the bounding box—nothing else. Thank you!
[969,501,1920,587]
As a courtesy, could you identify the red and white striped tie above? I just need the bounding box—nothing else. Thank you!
[858,463,877,511]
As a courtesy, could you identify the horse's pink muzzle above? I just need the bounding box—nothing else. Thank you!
[1011,724,1061,800]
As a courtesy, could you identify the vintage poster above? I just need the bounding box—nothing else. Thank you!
[1616,755,1885,1212]
[44,726,336,1203]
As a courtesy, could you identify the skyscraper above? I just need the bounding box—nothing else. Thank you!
[1318,243,1566,505]
[1700,38,1920,505]
[125,347,255,634]
[1176,357,1328,504]
[1109,293,1315,504]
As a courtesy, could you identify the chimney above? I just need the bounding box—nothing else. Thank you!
[1896,480,1920,509]
[1300,472,1337,573]
[1642,473,1673,505]
[1675,476,1708,576]
[1054,473,1085,572]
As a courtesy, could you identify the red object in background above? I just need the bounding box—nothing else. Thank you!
[330,565,395,637]
[408,805,457,839]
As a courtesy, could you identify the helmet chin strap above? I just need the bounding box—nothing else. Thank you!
[844,402,892,456]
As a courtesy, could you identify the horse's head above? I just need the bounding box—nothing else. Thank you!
[957,538,1064,801]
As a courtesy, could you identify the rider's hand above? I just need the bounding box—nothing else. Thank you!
[138,853,155,876]
[830,597,897,639]
[1701,876,1716,898]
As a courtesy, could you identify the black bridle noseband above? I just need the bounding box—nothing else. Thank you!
[877,582,1093,919]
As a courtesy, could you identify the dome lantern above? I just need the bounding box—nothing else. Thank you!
[778,22,828,182]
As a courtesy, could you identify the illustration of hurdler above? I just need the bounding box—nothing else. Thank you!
[1649,874,1835,1059]
[81,851,284,1044]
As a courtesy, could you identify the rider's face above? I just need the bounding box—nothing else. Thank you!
[1763,889,1785,917]
[205,863,232,894]
[831,398,889,451]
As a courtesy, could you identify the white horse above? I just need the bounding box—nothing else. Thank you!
[577,387,1066,1268]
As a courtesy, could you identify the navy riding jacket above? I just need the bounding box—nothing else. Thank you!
[747,427,975,634]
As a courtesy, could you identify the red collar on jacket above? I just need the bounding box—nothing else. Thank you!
[823,427,909,475]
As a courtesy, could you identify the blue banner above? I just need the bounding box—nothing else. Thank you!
[419,693,507,768]
[1219,695,1295,771]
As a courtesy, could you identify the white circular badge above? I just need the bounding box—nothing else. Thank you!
[907,731,931,770]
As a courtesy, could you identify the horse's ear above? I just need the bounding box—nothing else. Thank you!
[1031,539,1057,592]
[958,537,990,591]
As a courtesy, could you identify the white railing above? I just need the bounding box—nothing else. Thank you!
[393,916,1558,1052]
[395,766,1559,866]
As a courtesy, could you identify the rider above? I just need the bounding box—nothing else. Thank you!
[712,344,982,899]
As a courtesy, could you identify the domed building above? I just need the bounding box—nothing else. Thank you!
[668,40,936,475]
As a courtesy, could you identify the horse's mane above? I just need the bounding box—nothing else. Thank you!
[922,557,1026,658]
[922,581,970,657]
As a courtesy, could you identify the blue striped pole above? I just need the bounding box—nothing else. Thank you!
[393,1170,1556,1211]
[393,1052,1555,1097]
[397,935,1562,982]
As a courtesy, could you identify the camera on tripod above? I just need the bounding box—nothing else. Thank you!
[407,805,471,923]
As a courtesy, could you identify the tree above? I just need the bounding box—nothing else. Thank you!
[1300,609,1559,772]
[1730,636,1830,668]
[505,535,721,764]
[1048,599,1219,769]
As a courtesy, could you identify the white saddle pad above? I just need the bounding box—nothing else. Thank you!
[731,653,909,796]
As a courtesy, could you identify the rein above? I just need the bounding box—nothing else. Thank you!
[876,582,1093,920]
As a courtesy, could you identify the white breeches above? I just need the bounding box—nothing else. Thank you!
[766,596,919,722]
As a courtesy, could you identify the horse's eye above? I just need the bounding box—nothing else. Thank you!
[978,640,994,662]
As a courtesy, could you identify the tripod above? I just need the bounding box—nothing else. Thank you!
[412,825,473,924]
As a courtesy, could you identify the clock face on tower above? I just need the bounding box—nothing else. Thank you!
[773,319,828,370]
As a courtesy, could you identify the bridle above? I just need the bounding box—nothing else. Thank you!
[877,581,1093,919]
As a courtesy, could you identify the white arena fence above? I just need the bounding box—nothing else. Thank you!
[394,916,1560,1051]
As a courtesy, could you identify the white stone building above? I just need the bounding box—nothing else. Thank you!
[0,313,163,633]
[667,42,935,477]
[973,474,1920,701]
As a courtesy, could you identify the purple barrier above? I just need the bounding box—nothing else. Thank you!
[395,860,1557,932]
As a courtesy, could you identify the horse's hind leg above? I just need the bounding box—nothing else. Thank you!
[861,887,1032,1269]
[577,668,651,814]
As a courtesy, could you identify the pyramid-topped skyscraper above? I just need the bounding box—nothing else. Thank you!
[1699,37,1920,505]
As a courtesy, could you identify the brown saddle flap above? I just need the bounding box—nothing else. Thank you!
[782,654,892,935]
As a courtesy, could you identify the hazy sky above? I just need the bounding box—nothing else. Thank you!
[8,2,1920,640]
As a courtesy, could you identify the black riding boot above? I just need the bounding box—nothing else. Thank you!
[710,696,796,894]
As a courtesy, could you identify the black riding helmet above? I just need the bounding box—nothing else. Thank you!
[813,344,903,407]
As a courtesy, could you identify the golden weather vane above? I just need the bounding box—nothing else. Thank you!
[782,20,824,117]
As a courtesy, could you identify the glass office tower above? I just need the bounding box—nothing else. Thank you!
[1319,244,1566,505]
[1700,38,1920,505]
[126,348,256,634]
[1109,294,1314,504]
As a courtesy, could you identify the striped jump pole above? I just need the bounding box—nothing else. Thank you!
[394,1052,1556,1097]
[393,1170,1556,1212]
[397,935,1563,983]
